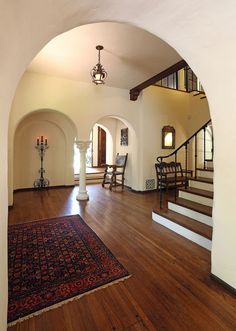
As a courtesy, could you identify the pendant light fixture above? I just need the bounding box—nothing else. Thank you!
[91,45,107,85]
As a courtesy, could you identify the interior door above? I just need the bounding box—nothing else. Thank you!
[98,127,106,166]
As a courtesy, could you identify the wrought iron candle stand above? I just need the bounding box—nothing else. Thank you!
[34,136,50,189]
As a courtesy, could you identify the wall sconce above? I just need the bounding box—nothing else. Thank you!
[162,126,175,149]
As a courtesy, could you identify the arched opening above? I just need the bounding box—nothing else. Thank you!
[11,109,77,193]
[2,6,236,329]
[89,115,138,189]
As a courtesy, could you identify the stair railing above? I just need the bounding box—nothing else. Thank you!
[157,119,212,208]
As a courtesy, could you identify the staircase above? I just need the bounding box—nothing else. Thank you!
[152,122,213,251]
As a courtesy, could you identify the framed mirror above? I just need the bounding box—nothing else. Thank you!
[162,126,175,149]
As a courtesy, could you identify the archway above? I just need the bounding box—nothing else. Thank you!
[1,3,236,329]
[91,115,139,190]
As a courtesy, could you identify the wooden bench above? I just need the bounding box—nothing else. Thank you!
[155,161,192,191]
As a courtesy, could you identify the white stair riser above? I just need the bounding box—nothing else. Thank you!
[189,180,213,192]
[152,212,212,251]
[179,191,213,207]
[197,170,213,179]
[168,201,212,226]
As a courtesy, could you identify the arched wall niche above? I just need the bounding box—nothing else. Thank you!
[1,3,236,329]
[9,109,77,202]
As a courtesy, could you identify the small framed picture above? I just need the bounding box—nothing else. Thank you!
[120,128,128,146]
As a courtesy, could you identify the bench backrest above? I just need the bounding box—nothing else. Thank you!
[155,161,183,180]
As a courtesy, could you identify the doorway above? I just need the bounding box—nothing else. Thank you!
[98,126,106,166]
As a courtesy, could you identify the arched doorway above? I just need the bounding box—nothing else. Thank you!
[2,5,236,328]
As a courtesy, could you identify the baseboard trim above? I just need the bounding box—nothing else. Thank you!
[131,188,156,194]
[14,185,75,192]
[210,273,236,295]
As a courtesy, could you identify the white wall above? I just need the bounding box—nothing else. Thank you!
[115,120,133,187]
[1,2,236,329]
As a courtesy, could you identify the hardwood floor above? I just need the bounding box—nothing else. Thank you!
[8,185,236,331]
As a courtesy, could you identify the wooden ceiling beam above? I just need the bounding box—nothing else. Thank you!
[129,59,187,101]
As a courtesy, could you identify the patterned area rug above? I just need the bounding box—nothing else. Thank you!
[8,215,130,326]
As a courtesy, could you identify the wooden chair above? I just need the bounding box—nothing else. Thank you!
[102,153,128,190]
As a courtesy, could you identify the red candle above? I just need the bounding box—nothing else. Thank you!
[45,138,48,146]
[36,137,39,146]
[41,135,43,143]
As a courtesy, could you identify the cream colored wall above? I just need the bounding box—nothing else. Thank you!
[186,93,211,136]
[8,72,141,201]
[9,72,210,195]
[10,72,140,141]
[115,120,133,187]
[1,3,236,329]
[9,74,137,196]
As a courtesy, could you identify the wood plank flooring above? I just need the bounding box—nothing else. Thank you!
[8,185,236,331]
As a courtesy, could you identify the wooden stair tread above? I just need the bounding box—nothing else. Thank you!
[168,197,212,217]
[153,208,212,240]
[189,177,213,184]
[178,187,213,199]
[196,167,214,172]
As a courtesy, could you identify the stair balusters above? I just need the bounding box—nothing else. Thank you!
[156,119,212,208]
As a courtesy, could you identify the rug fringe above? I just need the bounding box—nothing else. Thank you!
[7,274,131,327]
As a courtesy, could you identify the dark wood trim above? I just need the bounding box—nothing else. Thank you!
[13,185,75,192]
[210,273,236,296]
[130,60,187,101]
[130,188,156,193]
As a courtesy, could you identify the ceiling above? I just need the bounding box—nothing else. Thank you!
[27,22,182,90]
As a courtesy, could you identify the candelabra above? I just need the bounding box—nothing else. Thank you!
[34,136,50,189]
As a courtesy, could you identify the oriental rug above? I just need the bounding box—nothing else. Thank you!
[8,215,130,326]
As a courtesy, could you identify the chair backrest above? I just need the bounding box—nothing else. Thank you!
[115,153,128,168]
